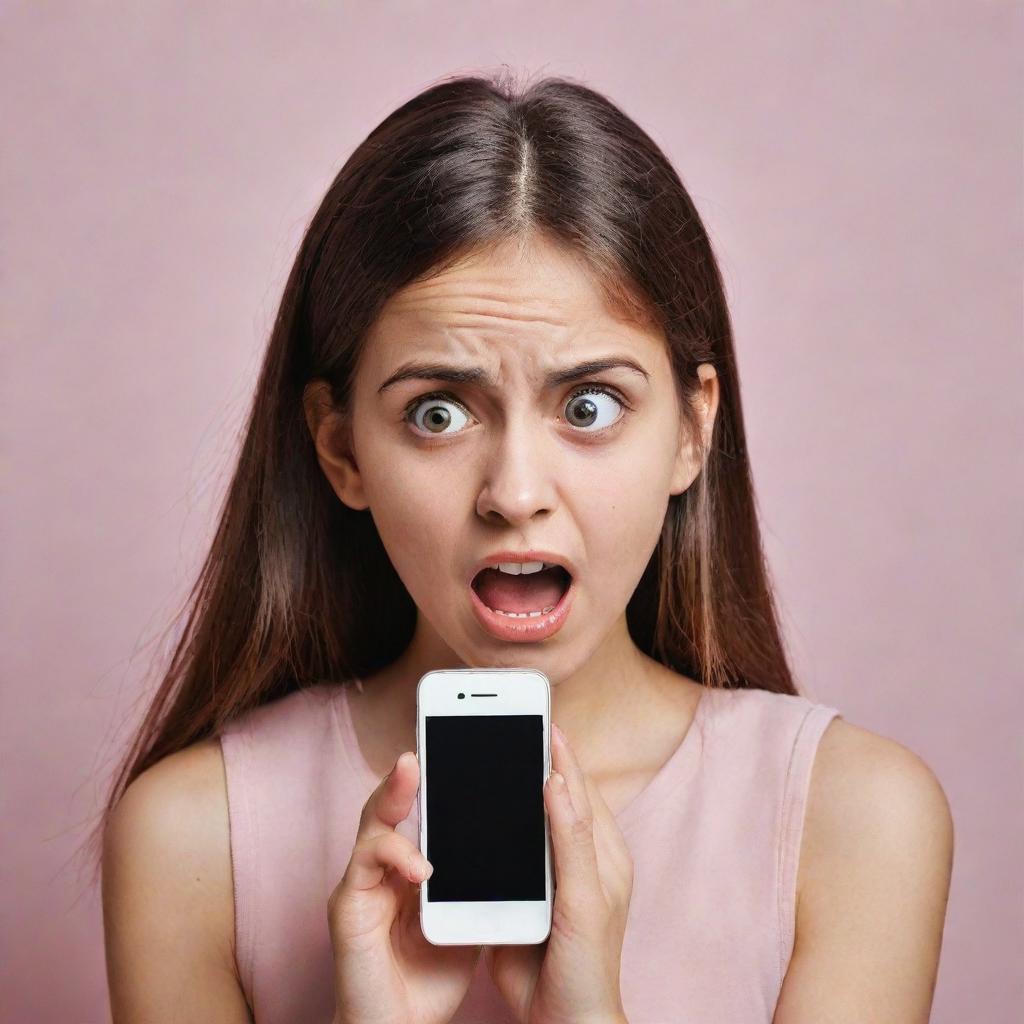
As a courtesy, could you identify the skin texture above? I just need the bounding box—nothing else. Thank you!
[774,717,954,1023]
[102,738,251,1023]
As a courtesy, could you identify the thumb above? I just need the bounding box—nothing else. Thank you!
[486,942,543,1020]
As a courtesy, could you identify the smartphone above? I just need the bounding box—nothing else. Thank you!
[416,667,553,945]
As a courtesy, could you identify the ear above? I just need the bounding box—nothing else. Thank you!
[302,379,370,511]
[669,363,719,496]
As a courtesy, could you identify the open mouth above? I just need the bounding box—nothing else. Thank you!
[470,563,573,618]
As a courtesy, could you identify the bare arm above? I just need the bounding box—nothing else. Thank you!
[102,737,252,1023]
[773,718,954,1023]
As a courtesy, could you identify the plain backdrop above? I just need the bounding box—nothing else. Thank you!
[2,2,1021,1021]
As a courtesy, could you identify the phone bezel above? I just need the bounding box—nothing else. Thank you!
[416,667,553,945]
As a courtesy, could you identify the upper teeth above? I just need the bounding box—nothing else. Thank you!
[490,561,556,575]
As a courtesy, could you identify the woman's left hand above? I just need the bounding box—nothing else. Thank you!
[484,721,634,1024]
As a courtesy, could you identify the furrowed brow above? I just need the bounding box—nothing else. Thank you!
[377,357,650,394]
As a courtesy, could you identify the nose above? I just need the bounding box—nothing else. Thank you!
[475,415,558,527]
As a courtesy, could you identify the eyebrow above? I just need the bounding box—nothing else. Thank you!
[377,356,651,394]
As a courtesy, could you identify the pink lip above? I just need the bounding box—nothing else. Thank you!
[469,574,576,643]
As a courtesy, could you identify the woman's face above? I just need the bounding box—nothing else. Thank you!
[308,235,717,680]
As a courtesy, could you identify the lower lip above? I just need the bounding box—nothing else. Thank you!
[469,574,576,643]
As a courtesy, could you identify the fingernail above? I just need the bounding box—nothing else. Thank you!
[552,723,564,743]
[548,771,565,792]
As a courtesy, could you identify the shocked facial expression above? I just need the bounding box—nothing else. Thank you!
[309,233,713,673]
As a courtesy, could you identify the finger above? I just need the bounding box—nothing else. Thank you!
[356,750,420,840]
[552,727,633,908]
[583,774,632,867]
[550,723,593,824]
[342,829,433,894]
[545,764,601,911]
[582,774,634,904]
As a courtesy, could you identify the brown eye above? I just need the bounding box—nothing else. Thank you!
[564,387,626,432]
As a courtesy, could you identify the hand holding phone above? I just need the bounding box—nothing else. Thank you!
[484,720,635,1024]
[416,667,633,1021]
[327,749,480,1024]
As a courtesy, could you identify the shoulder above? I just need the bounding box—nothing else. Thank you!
[104,737,231,903]
[103,738,249,1018]
[105,735,231,868]
[103,737,233,946]
[801,716,954,892]
[778,716,954,1019]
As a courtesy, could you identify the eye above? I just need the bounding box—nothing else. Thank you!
[404,391,473,436]
[563,386,628,433]
[402,384,631,439]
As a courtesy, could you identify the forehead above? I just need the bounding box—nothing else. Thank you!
[364,236,663,369]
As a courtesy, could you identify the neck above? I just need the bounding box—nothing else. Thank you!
[361,611,668,772]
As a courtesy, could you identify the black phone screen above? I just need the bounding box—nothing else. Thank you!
[424,713,545,902]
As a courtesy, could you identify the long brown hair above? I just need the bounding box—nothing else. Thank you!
[102,68,798,832]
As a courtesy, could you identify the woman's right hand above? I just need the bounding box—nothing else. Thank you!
[329,750,481,1024]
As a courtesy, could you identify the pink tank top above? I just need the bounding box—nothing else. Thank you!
[219,681,841,1023]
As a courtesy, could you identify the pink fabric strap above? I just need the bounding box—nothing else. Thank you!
[776,703,842,982]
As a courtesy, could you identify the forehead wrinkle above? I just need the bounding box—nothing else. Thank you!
[370,251,664,391]
[384,291,582,331]
[373,301,585,371]
[437,309,576,329]
[429,313,610,378]
[420,330,571,391]
[372,301,661,392]
[375,337,653,398]
[383,256,610,327]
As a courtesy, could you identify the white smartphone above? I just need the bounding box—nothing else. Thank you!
[416,667,553,945]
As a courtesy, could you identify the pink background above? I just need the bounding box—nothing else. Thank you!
[3,3,1021,1021]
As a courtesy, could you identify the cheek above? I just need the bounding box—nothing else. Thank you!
[360,450,465,592]
[568,435,670,513]
[566,448,672,584]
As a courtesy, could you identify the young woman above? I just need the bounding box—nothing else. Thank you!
[100,72,953,1023]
